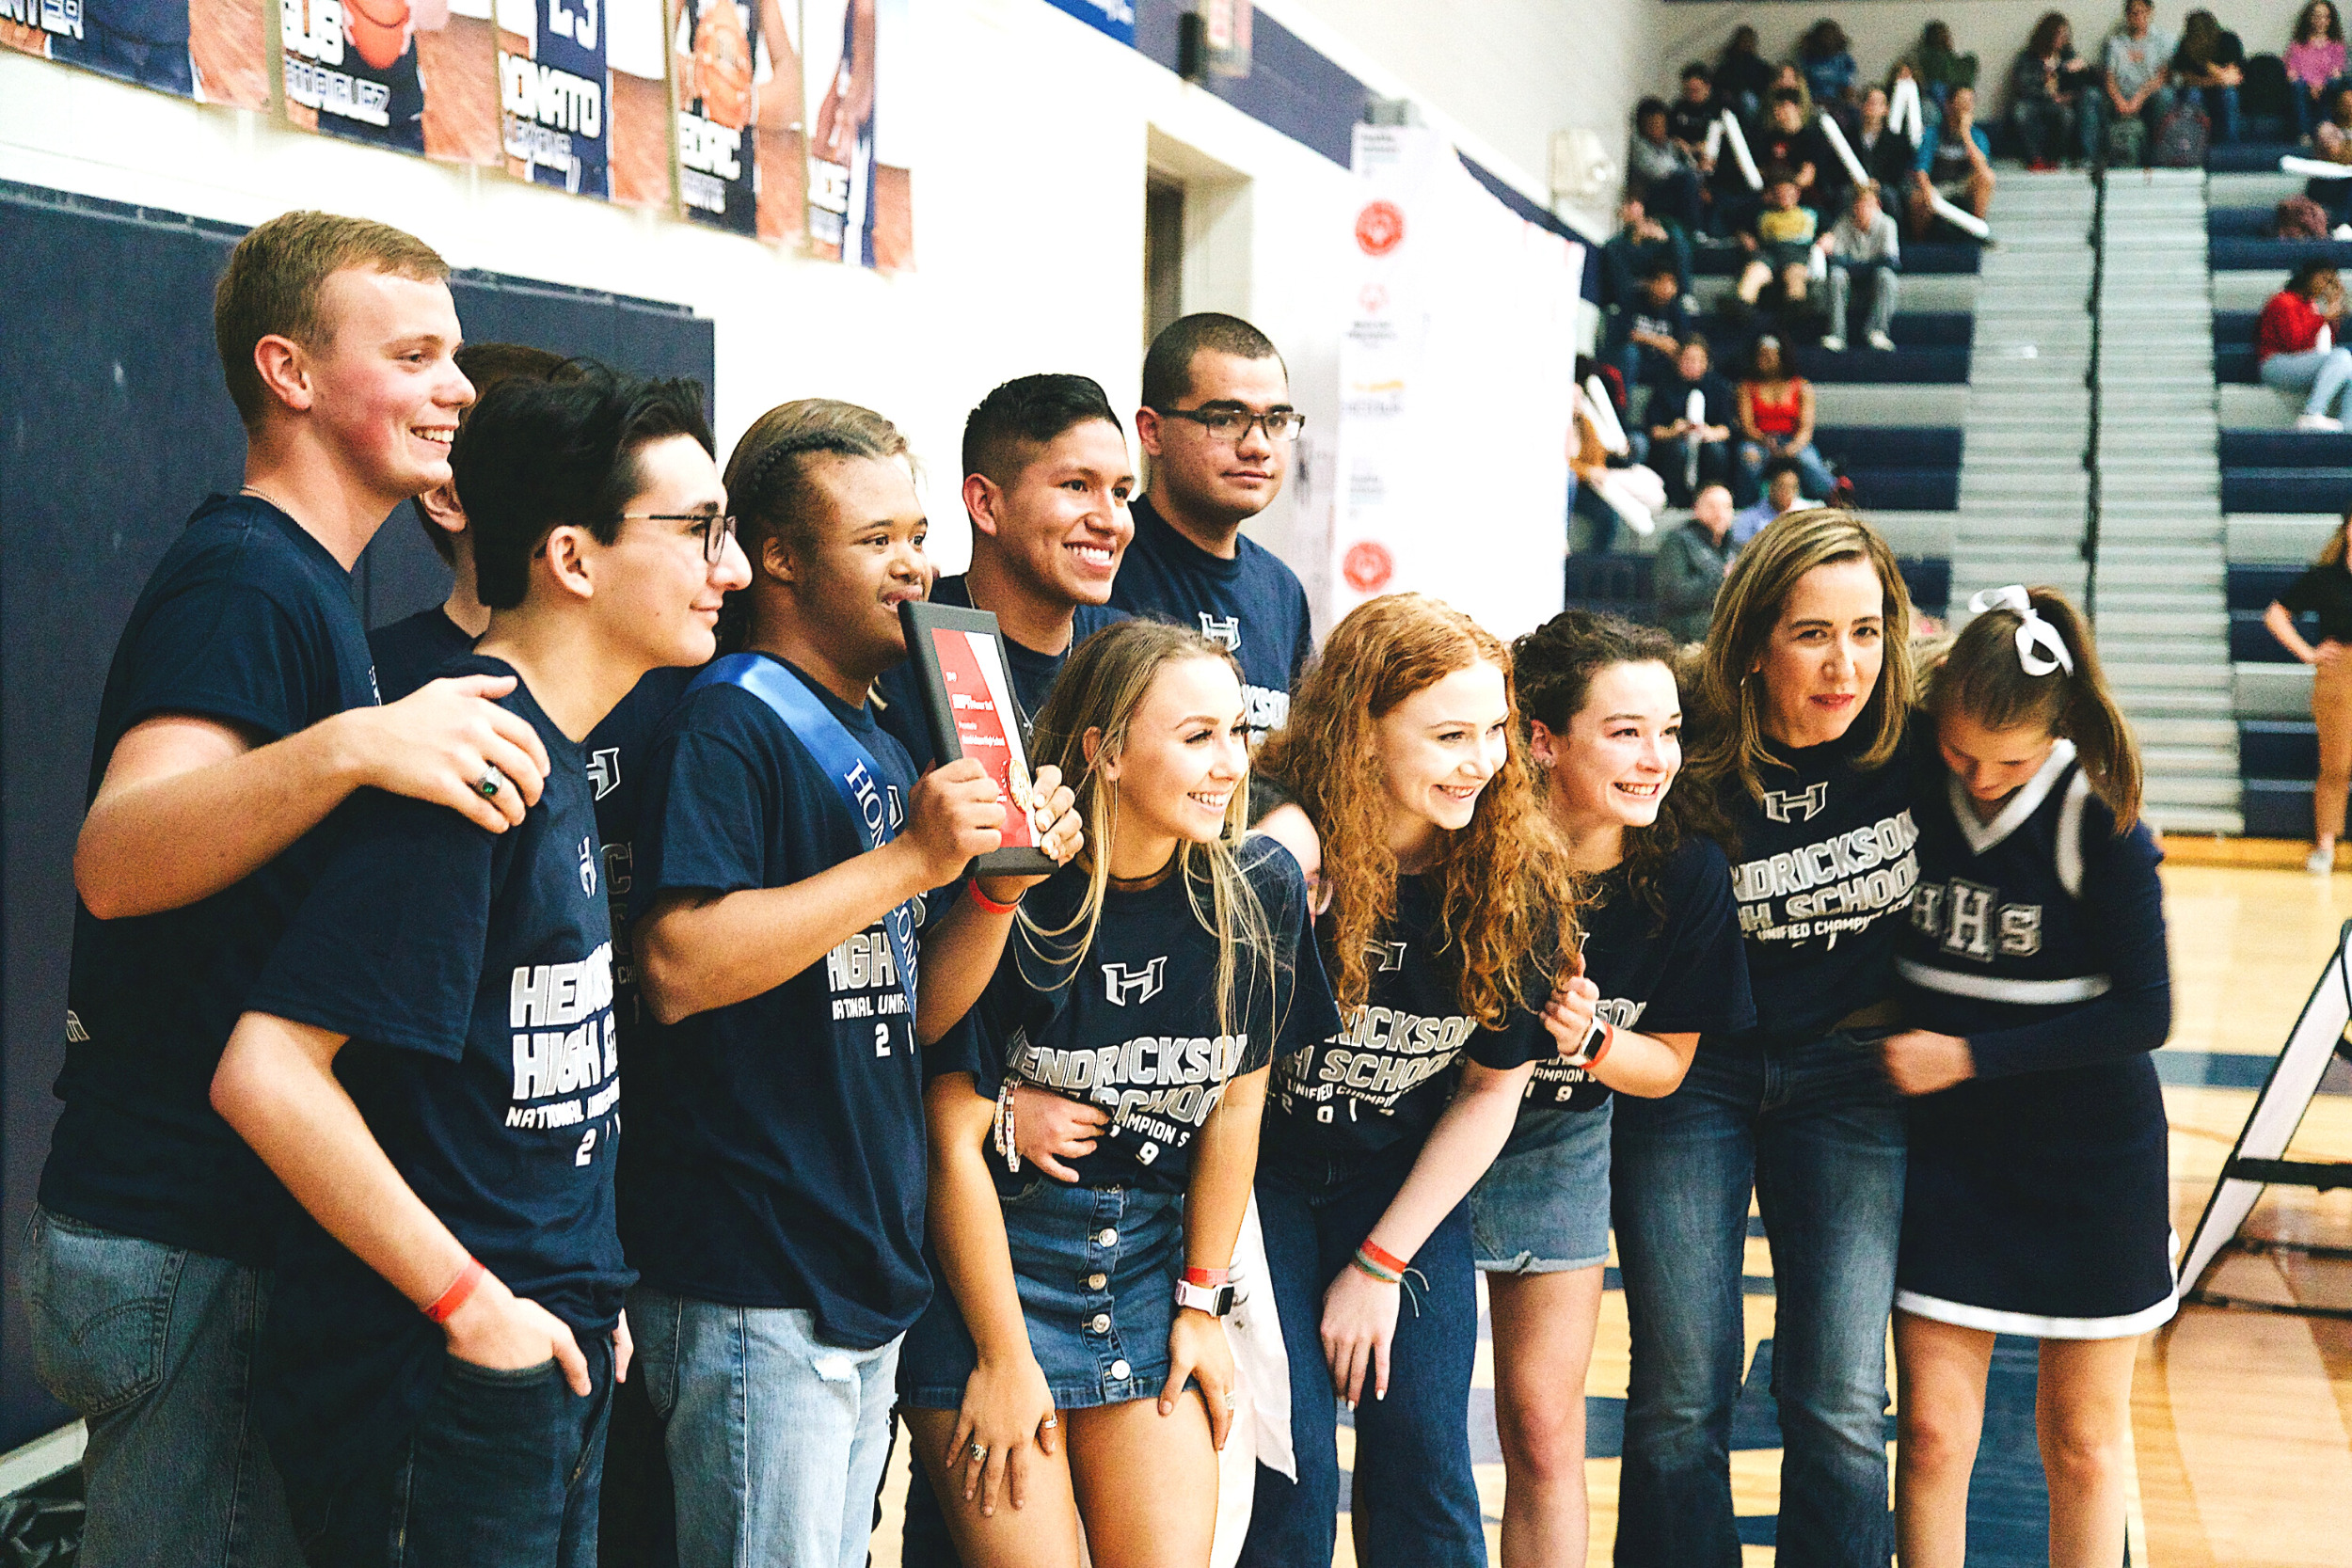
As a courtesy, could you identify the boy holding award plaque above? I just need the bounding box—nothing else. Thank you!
[622,398,1083,1568]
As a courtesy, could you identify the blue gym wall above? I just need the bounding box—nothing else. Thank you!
[0,180,716,1451]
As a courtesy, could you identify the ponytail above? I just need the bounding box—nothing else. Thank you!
[1928,586,2143,832]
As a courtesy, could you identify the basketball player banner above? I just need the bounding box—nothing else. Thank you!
[2178,915,2352,1321]
[803,0,911,268]
[4,0,269,107]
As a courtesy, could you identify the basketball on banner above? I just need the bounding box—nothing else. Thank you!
[1343,541,1394,594]
[1355,199,1405,257]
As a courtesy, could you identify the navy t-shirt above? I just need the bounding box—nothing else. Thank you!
[1716,719,1925,1048]
[246,657,629,1496]
[1109,497,1313,742]
[619,657,931,1349]
[42,494,383,1266]
[368,603,475,703]
[874,573,1127,774]
[1518,837,1755,1118]
[936,839,1342,1192]
[1265,874,1549,1155]
[581,663,696,1039]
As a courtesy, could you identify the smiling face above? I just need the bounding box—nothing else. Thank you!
[1140,349,1292,526]
[777,452,929,673]
[304,266,474,501]
[976,418,1135,608]
[1753,555,1886,748]
[591,434,749,671]
[1374,660,1513,856]
[1937,708,2058,813]
[1534,659,1681,838]
[1098,654,1250,859]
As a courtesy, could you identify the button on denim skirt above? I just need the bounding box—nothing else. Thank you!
[899,1178,1185,1411]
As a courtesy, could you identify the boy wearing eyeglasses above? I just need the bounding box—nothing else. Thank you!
[1115,313,1315,744]
[208,367,748,1560]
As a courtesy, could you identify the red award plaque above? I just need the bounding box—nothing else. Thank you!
[898,600,1058,875]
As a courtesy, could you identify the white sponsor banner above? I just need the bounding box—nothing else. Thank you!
[1331,124,1578,641]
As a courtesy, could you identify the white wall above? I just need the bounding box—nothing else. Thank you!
[1649,1,2316,108]
[1277,0,1656,234]
[1,0,1624,620]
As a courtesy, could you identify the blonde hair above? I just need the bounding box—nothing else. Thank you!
[1022,620,1278,1037]
[1257,594,1580,1026]
[1691,507,1915,806]
[214,211,449,429]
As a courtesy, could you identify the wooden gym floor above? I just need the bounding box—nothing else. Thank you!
[870,860,2352,1565]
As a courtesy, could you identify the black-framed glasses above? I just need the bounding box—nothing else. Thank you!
[622,511,739,563]
[1152,405,1306,445]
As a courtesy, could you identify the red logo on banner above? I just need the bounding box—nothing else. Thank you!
[1358,283,1390,314]
[1343,541,1394,594]
[1355,200,1406,257]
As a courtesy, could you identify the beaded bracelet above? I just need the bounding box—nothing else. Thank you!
[992,1077,1022,1174]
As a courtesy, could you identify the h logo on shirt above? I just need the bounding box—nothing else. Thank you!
[1373,941,1407,973]
[578,836,598,896]
[1198,613,1242,651]
[587,748,620,800]
[1103,956,1168,1006]
[1760,782,1831,823]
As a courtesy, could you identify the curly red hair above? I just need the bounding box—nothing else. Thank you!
[1258,594,1580,1026]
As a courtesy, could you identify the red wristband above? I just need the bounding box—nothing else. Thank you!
[967,880,1021,916]
[423,1258,485,1324]
[1359,1238,1410,1275]
[1183,1266,1230,1288]
[1587,1022,1614,1069]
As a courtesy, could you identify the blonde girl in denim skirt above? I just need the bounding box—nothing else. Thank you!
[901,620,1341,1568]
[1470,610,1754,1568]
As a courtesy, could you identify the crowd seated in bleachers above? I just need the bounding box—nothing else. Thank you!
[2287,1,2344,139]
[1736,336,1839,500]
[1733,459,1823,543]
[1629,99,1707,237]
[1912,86,1997,237]
[1645,336,1740,508]
[1607,264,1687,395]
[2010,13,2101,168]
[1600,196,1692,309]
[1820,182,1900,351]
[1652,484,1740,642]
[2253,261,2352,429]
[1738,169,1823,312]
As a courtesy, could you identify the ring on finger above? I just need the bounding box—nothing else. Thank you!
[1041,1416,1058,1429]
[969,1440,989,1463]
[475,768,507,800]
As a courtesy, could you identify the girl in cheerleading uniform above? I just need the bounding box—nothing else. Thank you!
[1883,586,2171,1568]
[1613,509,1922,1568]
[901,619,1340,1568]
[1470,611,1755,1568]
[1240,594,1586,1568]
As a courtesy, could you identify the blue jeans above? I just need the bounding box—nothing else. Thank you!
[2195,83,2242,144]
[17,1207,304,1568]
[1738,439,1837,502]
[2263,346,2352,417]
[1609,1032,1905,1568]
[1238,1146,1486,1568]
[294,1340,613,1568]
[631,1290,899,1568]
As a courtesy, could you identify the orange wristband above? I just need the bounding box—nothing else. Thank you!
[1359,1238,1409,1275]
[1184,1265,1230,1288]
[423,1258,485,1324]
[967,880,1021,916]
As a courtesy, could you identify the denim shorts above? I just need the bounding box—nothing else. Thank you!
[898,1179,1184,1411]
[1470,1099,1614,1274]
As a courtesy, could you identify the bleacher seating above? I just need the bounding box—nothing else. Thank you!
[2217,426,2352,514]
[1563,551,1952,626]
[1814,426,1963,511]
[1684,309,1975,387]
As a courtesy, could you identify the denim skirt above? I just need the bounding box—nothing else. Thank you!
[1470,1099,1614,1274]
[899,1178,1184,1411]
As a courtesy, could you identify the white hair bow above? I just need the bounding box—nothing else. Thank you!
[1968,585,2074,677]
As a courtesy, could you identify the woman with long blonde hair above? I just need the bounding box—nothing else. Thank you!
[1611,509,1922,1568]
[900,619,1339,1568]
[1238,594,1587,1568]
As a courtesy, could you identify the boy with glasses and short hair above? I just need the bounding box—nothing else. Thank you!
[24,210,558,1568]
[1115,313,1315,744]
[212,365,748,1563]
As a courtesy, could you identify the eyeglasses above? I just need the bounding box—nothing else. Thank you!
[1152,405,1307,445]
[622,511,739,563]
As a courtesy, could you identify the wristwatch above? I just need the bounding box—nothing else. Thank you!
[1559,1018,1613,1069]
[1174,1278,1237,1317]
